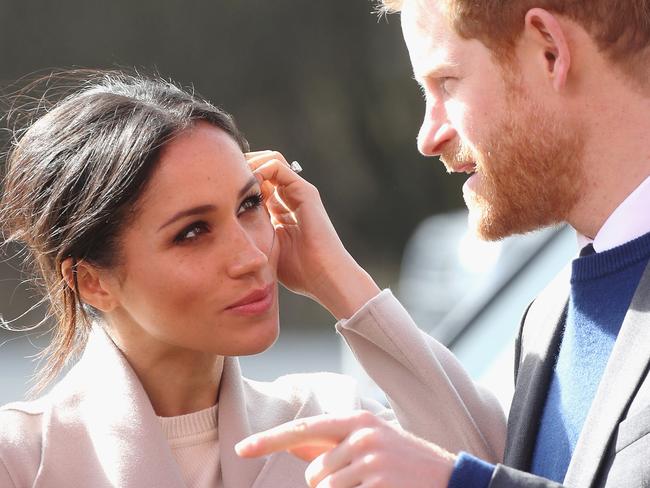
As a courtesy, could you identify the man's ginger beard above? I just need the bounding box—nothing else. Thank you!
[442,78,586,241]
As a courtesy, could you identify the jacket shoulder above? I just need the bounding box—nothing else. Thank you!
[0,399,47,487]
[0,398,47,443]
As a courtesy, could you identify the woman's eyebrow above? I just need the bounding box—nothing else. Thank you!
[238,176,258,199]
[157,176,259,232]
[158,204,216,231]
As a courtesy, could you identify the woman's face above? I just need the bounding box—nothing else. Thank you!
[104,122,279,357]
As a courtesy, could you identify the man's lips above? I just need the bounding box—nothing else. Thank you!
[226,284,274,315]
[449,162,477,174]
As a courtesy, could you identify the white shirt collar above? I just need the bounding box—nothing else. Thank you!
[577,175,650,253]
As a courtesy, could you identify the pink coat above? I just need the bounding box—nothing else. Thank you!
[0,290,505,487]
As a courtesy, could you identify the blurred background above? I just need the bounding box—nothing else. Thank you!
[0,0,575,410]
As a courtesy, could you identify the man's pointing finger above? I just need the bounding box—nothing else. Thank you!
[235,411,378,458]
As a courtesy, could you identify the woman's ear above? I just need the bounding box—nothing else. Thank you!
[523,8,572,92]
[60,258,119,312]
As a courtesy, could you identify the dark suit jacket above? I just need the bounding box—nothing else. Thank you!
[489,261,650,487]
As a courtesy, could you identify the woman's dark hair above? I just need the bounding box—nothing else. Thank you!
[1,69,249,394]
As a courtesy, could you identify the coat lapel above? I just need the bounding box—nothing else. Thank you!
[218,357,268,487]
[564,261,650,487]
[35,327,185,488]
[219,358,346,487]
[505,265,570,470]
[33,330,352,487]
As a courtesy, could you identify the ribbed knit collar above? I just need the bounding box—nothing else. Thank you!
[572,230,650,283]
[157,402,219,440]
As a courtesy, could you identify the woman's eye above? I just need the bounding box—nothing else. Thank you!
[174,221,209,244]
[238,192,264,216]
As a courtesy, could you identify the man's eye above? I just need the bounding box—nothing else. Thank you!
[174,222,209,243]
[439,77,456,94]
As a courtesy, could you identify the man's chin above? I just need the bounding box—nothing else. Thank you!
[468,203,559,241]
[465,194,507,241]
[468,212,506,241]
[467,203,524,242]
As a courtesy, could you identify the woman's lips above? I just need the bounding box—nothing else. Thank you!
[226,284,274,315]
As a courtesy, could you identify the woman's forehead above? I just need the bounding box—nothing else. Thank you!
[136,124,252,217]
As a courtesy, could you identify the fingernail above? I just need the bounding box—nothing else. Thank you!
[235,437,256,456]
[234,441,246,455]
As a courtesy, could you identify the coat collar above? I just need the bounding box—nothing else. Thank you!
[34,326,317,487]
[219,358,342,488]
[35,326,186,487]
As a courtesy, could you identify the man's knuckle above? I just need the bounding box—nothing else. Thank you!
[353,409,378,426]
[292,420,310,433]
[349,427,382,452]
[361,452,382,469]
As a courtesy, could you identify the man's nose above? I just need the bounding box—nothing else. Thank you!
[226,226,268,279]
[417,113,456,157]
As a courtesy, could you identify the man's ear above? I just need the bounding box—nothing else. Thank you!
[60,258,119,312]
[522,8,571,92]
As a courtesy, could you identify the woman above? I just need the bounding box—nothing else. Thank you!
[0,71,505,487]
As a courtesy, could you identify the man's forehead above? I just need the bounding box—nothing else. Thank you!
[401,0,450,43]
[401,0,462,79]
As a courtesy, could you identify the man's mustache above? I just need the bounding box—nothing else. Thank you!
[440,143,477,173]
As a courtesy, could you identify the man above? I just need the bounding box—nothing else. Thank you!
[237,0,650,486]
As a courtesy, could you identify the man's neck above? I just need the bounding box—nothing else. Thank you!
[576,175,650,252]
[567,87,650,238]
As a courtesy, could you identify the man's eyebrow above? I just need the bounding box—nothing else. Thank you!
[157,176,259,232]
[412,61,459,84]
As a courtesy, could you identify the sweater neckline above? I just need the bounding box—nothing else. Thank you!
[157,402,219,440]
[571,230,650,283]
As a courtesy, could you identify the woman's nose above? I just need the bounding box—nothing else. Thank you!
[226,226,269,279]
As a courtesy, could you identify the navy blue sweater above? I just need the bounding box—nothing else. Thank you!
[448,231,650,487]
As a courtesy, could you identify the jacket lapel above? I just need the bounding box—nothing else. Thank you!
[218,357,268,487]
[505,265,570,470]
[33,329,353,487]
[35,327,185,488]
[564,261,650,487]
[219,358,338,488]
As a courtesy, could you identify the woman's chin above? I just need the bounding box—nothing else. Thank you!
[232,319,280,356]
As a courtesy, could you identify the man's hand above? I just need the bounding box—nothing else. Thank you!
[236,411,457,488]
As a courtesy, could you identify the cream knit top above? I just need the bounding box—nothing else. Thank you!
[158,403,221,488]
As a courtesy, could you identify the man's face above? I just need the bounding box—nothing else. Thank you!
[402,0,584,240]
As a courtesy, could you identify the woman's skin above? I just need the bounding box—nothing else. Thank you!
[61,121,380,418]
[63,122,281,417]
